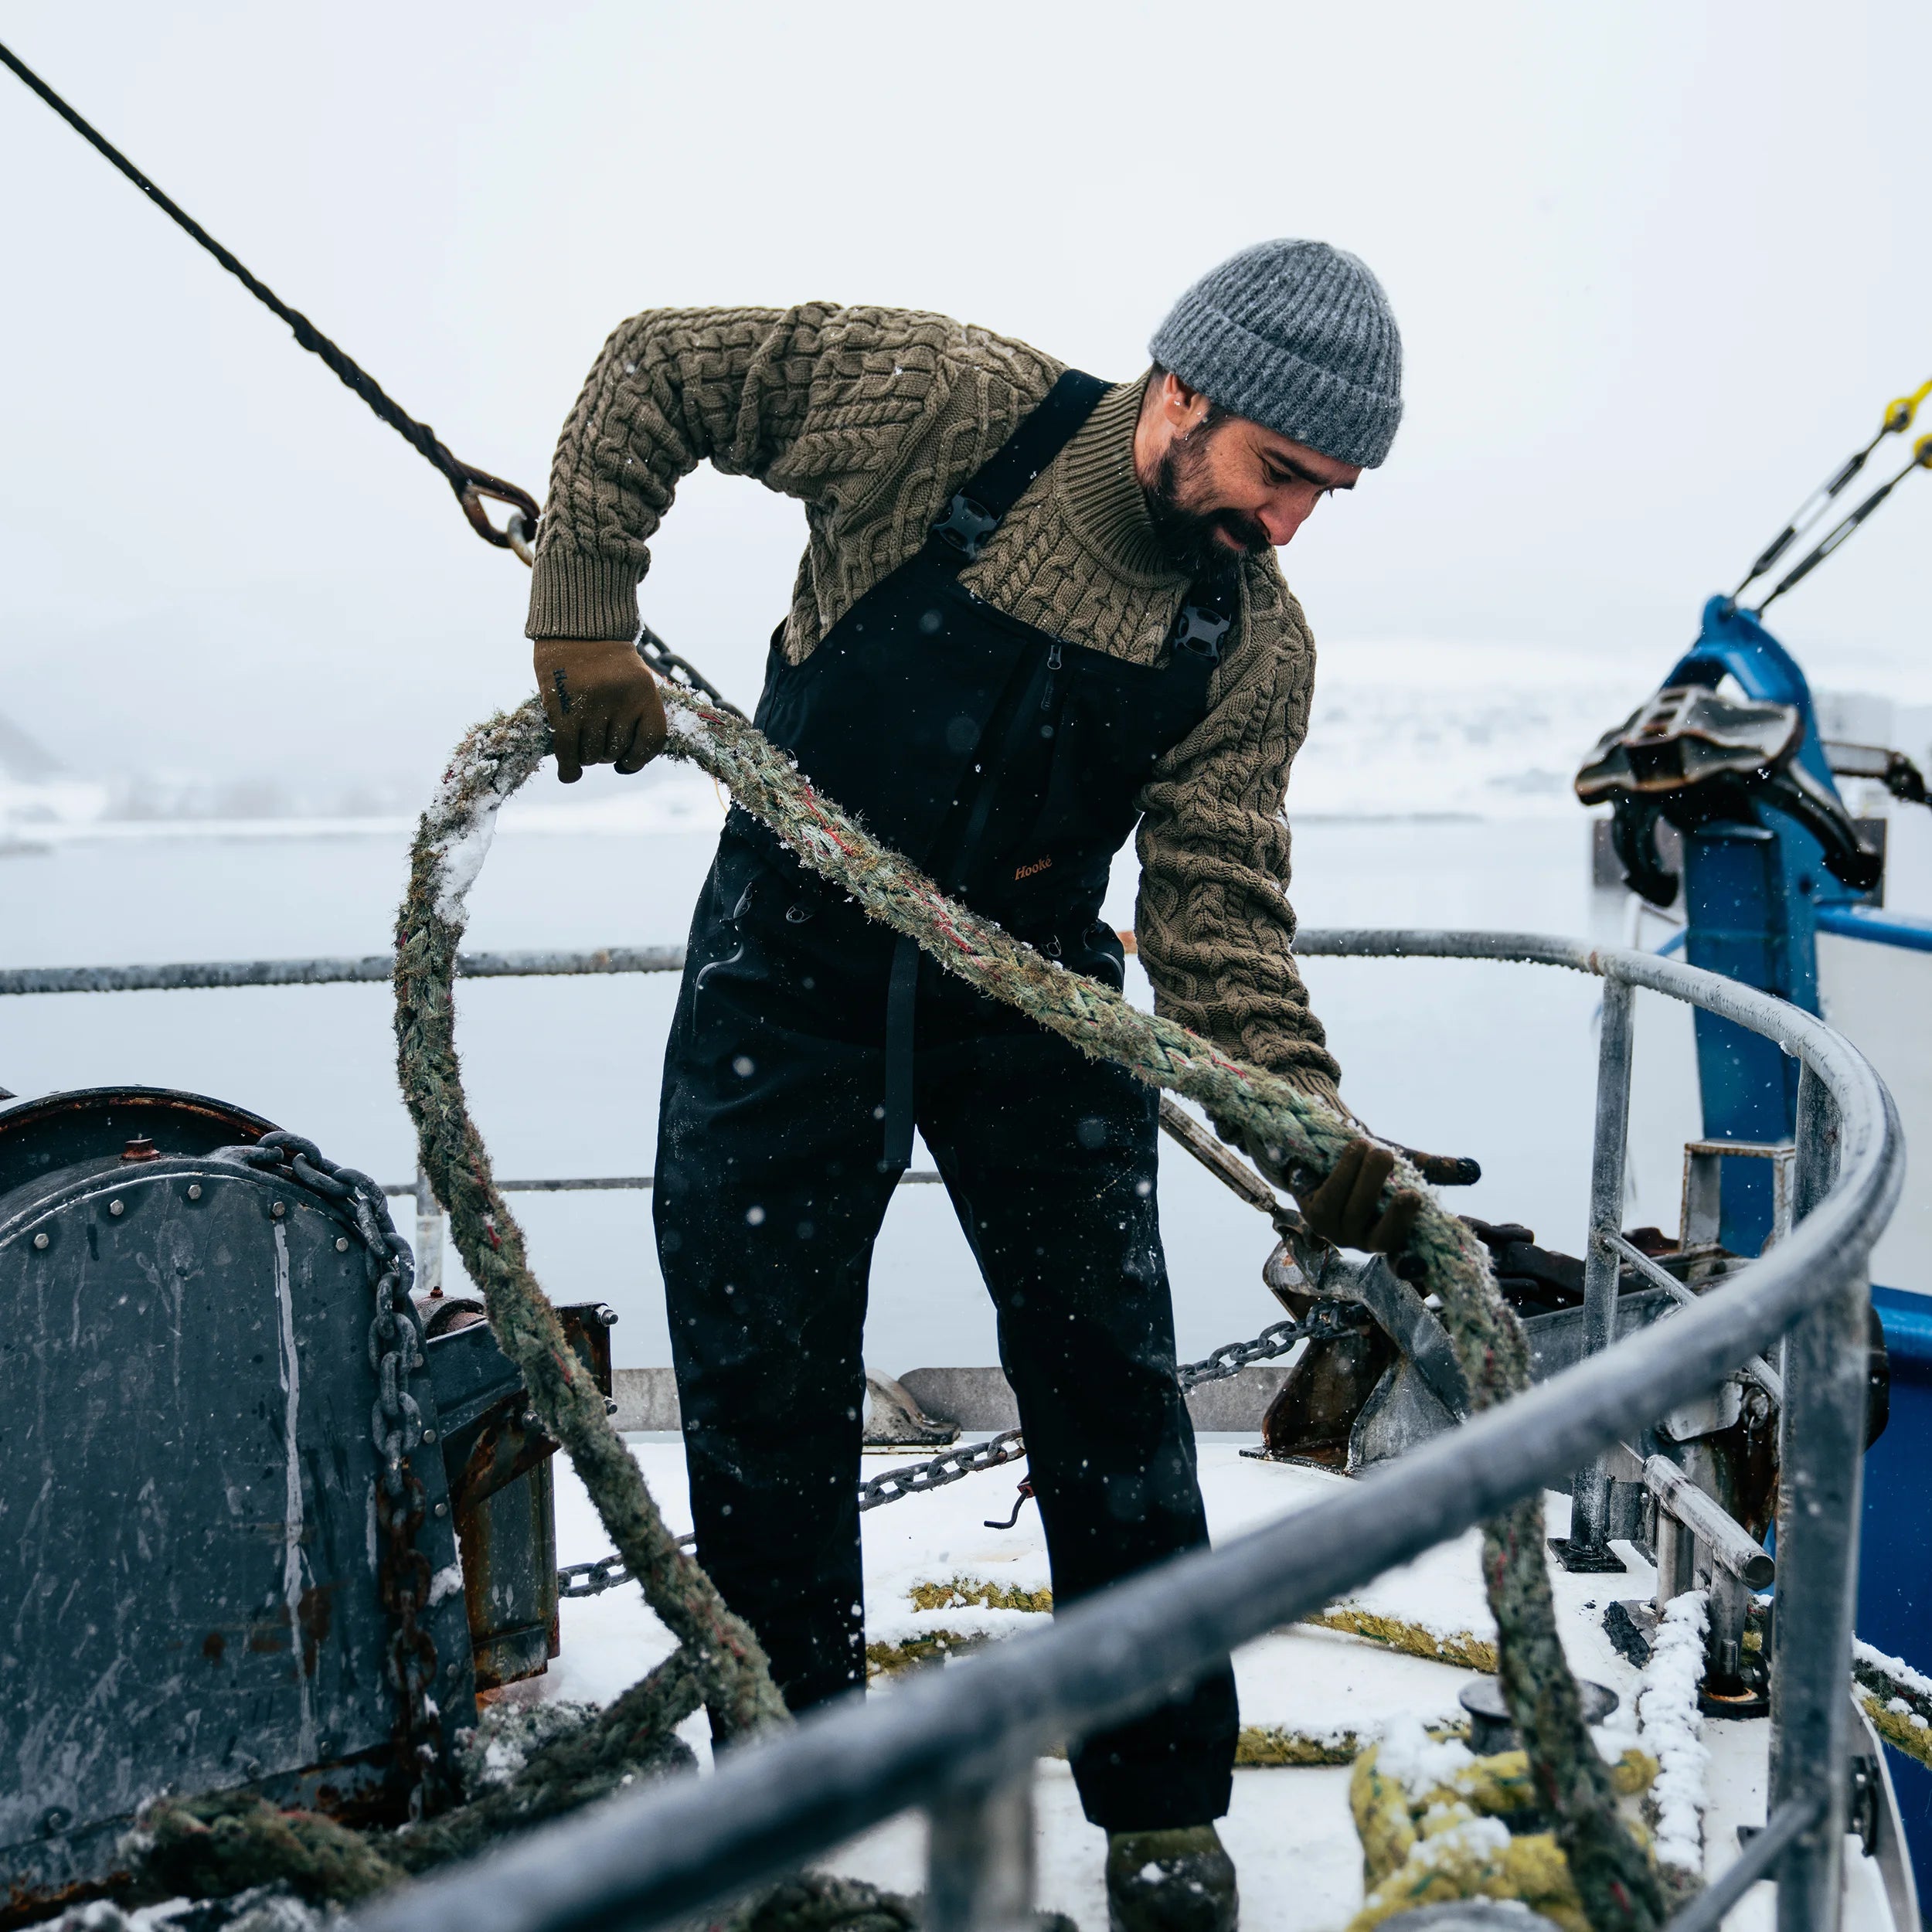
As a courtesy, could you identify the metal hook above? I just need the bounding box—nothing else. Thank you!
[984,1480,1034,1530]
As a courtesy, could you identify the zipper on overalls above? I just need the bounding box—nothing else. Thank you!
[1040,639,1063,715]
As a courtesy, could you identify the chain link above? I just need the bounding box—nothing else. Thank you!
[556,1535,693,1599]
[855,1429,1029,1511]
[1176,1301,1364,1389]
[638,624,746,719]
[555,1301,1369,1599]
[233,1128,445,1816]
[557,1553,640,1600]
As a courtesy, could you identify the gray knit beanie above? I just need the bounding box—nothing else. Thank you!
[1149,239,1403,468]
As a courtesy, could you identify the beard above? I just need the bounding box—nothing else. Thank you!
[1142,423,1273,580]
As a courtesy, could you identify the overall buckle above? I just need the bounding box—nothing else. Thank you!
[930,493,1000,560]
[1174,603,1232,660]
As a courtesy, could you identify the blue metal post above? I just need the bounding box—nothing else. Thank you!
[1681,823,1808,1253]
[1665,595,1869,1255]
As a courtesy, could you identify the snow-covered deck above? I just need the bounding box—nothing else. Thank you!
[535,1436,1895,1931]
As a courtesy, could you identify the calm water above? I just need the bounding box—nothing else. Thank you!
[0,806,1616,1368]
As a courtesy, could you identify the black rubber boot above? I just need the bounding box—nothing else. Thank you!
[1104,1825,1237,1932]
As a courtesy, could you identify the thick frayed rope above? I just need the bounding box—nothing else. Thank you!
[394,710,788,1744]
[395,689,1664,1930]
[1855,1639,1932,1770]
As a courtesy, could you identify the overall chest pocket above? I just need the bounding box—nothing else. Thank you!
[1027,645,1212,859]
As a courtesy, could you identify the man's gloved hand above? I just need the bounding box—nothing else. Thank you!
[1294,1138,1424,1255]
[534,638,668,784]
[1243,1129,1468,1256]
[1217,1094,1476,1257]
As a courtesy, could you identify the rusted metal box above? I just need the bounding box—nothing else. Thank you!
[419,1294,615,1692]
[0,1089,611,1920]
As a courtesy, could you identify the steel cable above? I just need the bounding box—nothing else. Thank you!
[0,39,748,716]
[0,39,540,553]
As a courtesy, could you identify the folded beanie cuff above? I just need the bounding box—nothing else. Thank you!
[1151,298,1402,470]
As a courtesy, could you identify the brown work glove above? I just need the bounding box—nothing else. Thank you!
[1239,1130,1437,1256]
[1294,1138,1425,1255]
[534,638,668,784]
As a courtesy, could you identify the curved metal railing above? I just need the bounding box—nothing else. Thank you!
[351,932,1895,1932]
[0,932,1905,1930]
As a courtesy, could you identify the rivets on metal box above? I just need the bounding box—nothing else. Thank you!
[270,1201,286,1219]
[32,1232,48,1250]
[335,1236,349,1252]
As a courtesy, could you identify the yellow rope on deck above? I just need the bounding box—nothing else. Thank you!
[1346,1740,1656,1932]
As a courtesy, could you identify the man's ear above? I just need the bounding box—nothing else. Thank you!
[1155,371,1214,435]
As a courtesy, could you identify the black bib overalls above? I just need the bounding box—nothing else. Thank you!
[655,373,1239,1829]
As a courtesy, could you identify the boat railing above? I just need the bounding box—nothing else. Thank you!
[0,931,1904,1931]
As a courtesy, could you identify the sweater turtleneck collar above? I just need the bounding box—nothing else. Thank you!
[1051,371,1189,587]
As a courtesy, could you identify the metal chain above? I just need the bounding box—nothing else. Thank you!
[557,1553,644,1600]
[1179,1307,1344,1389]
[555,1301,1369,1599]
[855,1429,1029,1511]
[233,1128,445,1816]
[638,623,747,719]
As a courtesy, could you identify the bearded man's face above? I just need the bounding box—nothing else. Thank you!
[1140,395,1364,578]
[1144,420,1276,578]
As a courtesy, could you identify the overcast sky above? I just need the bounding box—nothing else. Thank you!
[2,0,1927,798]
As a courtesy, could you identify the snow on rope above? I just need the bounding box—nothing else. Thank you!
[393,687,1667,1930]
[1635,1591,1710,1878]
[1853,1636,1932,1770]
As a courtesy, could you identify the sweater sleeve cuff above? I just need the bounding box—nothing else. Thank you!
[525,551,645,642]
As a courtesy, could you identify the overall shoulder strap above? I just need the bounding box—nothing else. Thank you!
[927,369,1111,566]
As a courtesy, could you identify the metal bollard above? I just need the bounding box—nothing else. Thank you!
[415,1158,445,1297]
[926,1770,1037,1932]
[1642,1453,1774,1696]
[1652,1510,1698,1607]
[1707,1566,1753,1697]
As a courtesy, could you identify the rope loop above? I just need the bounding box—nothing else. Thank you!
[392,685,1668,1928]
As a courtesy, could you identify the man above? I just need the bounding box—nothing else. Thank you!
[529,240,1422,1932]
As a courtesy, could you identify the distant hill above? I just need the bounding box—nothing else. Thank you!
[0,714,63,784]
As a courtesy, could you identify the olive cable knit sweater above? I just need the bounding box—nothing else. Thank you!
[527,302,1341,1105]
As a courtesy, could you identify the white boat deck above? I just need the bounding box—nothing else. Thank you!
[536,1437,1895,1931]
